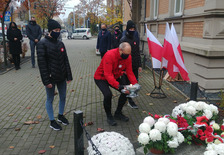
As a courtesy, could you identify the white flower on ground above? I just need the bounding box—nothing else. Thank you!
[138,133,150,145]
[154,121,166,133]
[171,105,184,118]
[212,123,220,130]
[149,129,161,142]
[214,139,222,144]
[206,143,216,151]
[158,117,170,125]
[139,123,151,134]
[186,106,197,116]
[167,122,178,137]
[203,103,211,111]
[167,137,179,148]
[177,132,184,143]
[204,150,217,155]
[187,100,197,107]
[209,104,219,115]
[203,109,213,119]
[180,103,188,111]
[214,143,224,155]
[143,116,155,127]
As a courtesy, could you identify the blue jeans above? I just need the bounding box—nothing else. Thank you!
[45,80,67,121]
[30,40,36,67]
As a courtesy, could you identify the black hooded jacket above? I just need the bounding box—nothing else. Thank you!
[26,21,42,42]
[120,32,142,70]
[37,35,73,86]
[7,22,23,55]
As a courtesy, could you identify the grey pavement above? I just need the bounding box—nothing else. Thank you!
[0,38,204,155]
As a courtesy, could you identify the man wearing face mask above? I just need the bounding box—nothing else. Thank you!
[37,19,73,131]
[111,26,122,49]
[26,17,42,68]
[94,42,139,126]
[96,23,111,58]
[120,20,142,109]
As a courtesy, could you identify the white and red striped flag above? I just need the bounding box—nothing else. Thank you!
[170,23,189,81]
[145,24,163,68]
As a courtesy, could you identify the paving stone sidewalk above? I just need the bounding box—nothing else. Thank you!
[0,38,204,155]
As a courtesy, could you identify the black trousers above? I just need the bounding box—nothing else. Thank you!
[100,51,107,59]
[12,54,20,69]
[95,75,130,117]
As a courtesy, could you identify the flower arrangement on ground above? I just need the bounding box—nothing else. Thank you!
[138,116,184,154]
[87,131,135,155]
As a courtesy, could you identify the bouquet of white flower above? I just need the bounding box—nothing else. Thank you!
[138,116,184,154]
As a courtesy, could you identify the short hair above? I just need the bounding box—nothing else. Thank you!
[119,42,130,51]
[101,23,107,27]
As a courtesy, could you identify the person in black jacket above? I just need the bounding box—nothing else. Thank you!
[26,17,42,68]
[120,20,142,109]
[111,26,122,49]
[96,23,111,58]
[37,19,73,131]
[7,22,23,70]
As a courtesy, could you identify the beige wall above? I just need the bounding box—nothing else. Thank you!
[123,0,132,29]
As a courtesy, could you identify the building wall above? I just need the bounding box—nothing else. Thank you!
[130,0,224,92]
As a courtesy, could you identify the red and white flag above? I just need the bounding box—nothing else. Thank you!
[162,22,179,78]
[145,24,163,68]
[170,23,189,81]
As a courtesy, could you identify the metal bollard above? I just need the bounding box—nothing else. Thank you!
[190,82,198,101]
[74,110,84,155]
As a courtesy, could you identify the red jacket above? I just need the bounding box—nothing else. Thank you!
[94,48,137,89]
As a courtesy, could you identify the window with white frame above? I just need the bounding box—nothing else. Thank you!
[153,0,158,19]
[174,0,183,16]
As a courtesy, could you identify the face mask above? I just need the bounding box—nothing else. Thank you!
[101,28,106,31]
[121,53,129,59]
[51,31,60,40]
[115,29,119,32]
[128,30,135,36]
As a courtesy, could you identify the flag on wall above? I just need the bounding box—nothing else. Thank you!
[145,24,163,68]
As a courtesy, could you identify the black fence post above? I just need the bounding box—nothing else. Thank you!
[74,110,84,155]
[190,82,198,101]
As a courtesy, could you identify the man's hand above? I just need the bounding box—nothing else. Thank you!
[35,39,39,43]
[67,80,71,84]
[122,88,130,94]
[46,84,52,88]
[96,49,99,52]
[138,67,142,73]
[14,38,17,41]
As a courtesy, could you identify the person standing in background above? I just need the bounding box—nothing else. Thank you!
[111,26,122,49]
[120,20,142,109]
[96,23,111,58]
[26,17,42,68]
[7,22,23,70]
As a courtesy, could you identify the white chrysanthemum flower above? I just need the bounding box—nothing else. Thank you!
[203,109,213,119]
[214,139,222,144]
[149,129,161,142]
[158,117,170,125]
[212,123,220,130]
[180,103,188,111]
[139,123,151,134]
[171,105,184,118]
[203,103,211,111]
[206,143,216,151]
[154,121,166,133]
[185,106,197,116]
[204,150,217,155]
[177,132,184,143]
[167,122,178,137]
[209,104,219,115]
[167,137,179,148]
[195,101,205,111]
[214,143,224,155]
[143,116,155,127]
[187,100,197,107]
[138,133,150,145]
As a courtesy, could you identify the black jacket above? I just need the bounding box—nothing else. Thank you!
[7,22,23,55]
[120,32,141,70]
[96,29,111,53]
[111,31,122,49]
[37,35,73,86]
[26,21,42,42]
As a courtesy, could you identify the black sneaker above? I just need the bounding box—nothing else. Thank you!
[114,112,129,122]
[57,114,69,125]
[127,99,138,109]
[50,120,62,131]
[107,115,117,126]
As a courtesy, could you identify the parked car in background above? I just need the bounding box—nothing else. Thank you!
[71,28,92,39]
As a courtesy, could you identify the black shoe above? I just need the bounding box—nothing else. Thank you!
[127,99,138,109]
[57,114,69,125]
[114,112,129,122]
[107,115,117,126]
[50,120,62,131]
[32,65,35,68]
[18,66,21,69]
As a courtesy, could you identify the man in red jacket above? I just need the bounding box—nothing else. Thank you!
[94,42,138,126]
